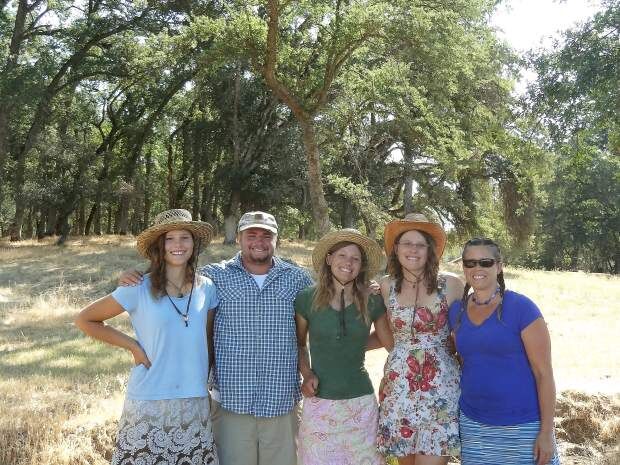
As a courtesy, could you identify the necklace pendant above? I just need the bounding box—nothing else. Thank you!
[183,315,188,327]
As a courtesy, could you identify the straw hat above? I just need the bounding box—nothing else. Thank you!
[383,213,447,258]
[136,209,213,258]
[312,229,384,276]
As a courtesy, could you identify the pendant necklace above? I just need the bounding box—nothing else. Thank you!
[402,270,423,308]
[472,286,500,305]
[165,278,195,327]
[167,279,185,298]
[333,277,354,340]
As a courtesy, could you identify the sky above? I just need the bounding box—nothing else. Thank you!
[491,0,604,52]
[491,0,605,91]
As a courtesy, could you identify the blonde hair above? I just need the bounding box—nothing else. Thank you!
[311,241,371,325]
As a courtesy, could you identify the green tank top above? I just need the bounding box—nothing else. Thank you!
[294,286,386,400]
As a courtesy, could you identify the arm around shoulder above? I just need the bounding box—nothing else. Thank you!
[443,273,464,306]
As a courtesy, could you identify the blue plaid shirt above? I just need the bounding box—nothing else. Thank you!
[202,253,313,417]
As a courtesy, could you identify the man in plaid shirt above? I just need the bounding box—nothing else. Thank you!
[205,212,312,465]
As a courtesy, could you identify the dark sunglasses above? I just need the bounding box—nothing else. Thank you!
[462,258,498,268]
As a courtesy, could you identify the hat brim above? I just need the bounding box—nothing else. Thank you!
[136,221,213,258]
[312,231,384,277]
[238,223,278,234]
[384,221,447,258]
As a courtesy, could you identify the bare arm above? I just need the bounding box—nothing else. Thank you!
[373,313,394,352]
[444,273,465,307]
[295,313,318,397]
[522,317,556,465]
[74,295,150,368]
[207,310,215,373]
[366,278,393,350]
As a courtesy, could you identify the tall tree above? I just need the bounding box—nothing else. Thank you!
[529,0,619,272]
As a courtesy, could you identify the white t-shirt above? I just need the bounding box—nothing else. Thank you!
[251,273,268,289]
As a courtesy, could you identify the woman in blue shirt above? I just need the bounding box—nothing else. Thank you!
[448,237,560,465]
[74,209,219,465]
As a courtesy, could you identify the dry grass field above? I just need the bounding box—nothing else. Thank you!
[1,235,619,465]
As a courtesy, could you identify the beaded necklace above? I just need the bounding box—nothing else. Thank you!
[471,286,500,305]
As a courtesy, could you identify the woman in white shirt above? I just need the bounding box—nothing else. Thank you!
[75,209,219,464]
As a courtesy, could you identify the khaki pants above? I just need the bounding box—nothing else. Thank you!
[211,399,299,465]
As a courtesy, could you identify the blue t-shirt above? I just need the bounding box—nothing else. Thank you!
[111,274,218,400]
[448,290,542,426]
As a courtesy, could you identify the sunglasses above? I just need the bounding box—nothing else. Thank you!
[462,258,498,268]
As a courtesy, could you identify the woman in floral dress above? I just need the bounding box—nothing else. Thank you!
[377,213,463,465]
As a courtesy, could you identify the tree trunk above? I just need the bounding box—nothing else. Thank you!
[106,206,113,234]
[23,207,34,239]
[117,193,131,235]
[78,199,86,235]
[9,153,27,240]
[403,145,414,214]
[166,143,176,208]
[200,177,213,223]
[192,143,200,220]
[144,150,153,228]
[36,208,45,240]
[0,0,29,185]
[299,118,331,236]
[223,189,241,244]
[85,203,97,235]
[362,215,377,241]
[341,198,355,228]
[0,110,9,202]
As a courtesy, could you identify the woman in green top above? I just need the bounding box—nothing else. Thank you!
[295,229,394,465]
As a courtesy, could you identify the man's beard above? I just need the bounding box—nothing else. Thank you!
[244,251,273,264]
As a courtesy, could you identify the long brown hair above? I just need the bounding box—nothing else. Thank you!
[312,241,371,325]
[387,230,439,294]
[145,229,201,298]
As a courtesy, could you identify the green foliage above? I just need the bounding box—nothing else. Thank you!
[0,0,615,274]
[527,1,619,273]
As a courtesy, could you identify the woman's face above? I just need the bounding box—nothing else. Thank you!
[326,243,363,284]
[395,230,429,274]
[163,229,194,267]
[462,245,502,291]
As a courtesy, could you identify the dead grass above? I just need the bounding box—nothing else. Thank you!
[0,235,618,465]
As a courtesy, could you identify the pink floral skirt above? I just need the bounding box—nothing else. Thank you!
[297,394,384,465]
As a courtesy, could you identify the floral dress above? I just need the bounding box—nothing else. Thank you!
[377,276,460,457]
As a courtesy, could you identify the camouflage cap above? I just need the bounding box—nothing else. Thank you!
[237,211,278,234]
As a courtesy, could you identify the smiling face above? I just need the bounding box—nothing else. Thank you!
[326,243,364,284]
[238,227,277,265]
[462,245,502,292]
[394,230,429,274]
[163,229,194,267]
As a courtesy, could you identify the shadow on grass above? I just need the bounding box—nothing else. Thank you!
[0,313,132,382]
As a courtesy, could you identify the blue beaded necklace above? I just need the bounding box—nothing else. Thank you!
[472,286,500,305]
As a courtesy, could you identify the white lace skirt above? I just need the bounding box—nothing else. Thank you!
[111,396,218,465]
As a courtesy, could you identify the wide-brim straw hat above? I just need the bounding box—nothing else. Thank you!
[136,209,213,258]
[312,228,384,276]
[384,213,447,258]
